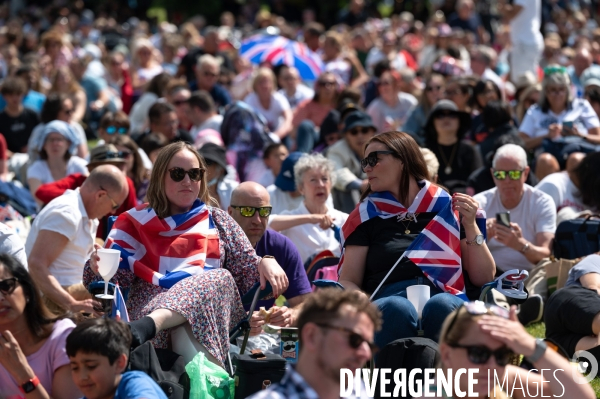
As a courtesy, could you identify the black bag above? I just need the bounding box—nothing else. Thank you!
[129,342,190,399]
[232,350,287,399]
[553,215,600,259]
[375,337,441,399]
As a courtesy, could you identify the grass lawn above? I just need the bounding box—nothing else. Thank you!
[526,323,600,396]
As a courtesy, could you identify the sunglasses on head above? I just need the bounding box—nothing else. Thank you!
[106,126,128,135]
[231,206,272,218]
[360,150,395,172]
[544,65,567,76]
[101,151,128,161]
[316,323,378,354]
[493,170,524,180]
[168,167,205,182]
[0,277,18,295]
[348,127,373,136]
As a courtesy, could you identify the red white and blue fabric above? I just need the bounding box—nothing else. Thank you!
[105,199,221,289]
[404,201,467,299]
[111,283,129,322]
[240,34,324,81]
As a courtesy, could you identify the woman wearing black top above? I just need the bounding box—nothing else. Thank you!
[425,100,483,193]
[338,131,495,350]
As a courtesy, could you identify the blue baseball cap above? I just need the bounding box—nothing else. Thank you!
[274,152,303,192]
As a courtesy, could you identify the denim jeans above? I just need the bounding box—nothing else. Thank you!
[296,120,319,153]
[372,278,464,350]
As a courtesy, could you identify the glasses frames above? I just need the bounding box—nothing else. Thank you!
[493,170,524,180]
[168,167,205,182]
[0,277,18,295]
[231,206,272,218]
[100,186,120,210]
[448,344,514,366]
[106,126,129,135]
[360,150,395,172]
[316,323,378,354]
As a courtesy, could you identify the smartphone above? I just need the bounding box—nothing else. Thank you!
[496,212,511,228]
[563,121,574,129]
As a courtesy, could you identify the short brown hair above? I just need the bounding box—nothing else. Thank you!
[296,289,382,345]
[146,142,212,218]
[1,77,27,96]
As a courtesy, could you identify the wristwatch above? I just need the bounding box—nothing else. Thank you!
[526,339,548,363]
[466,234,484,246]
[19,376,40,394]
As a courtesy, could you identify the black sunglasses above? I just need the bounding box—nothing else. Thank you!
[316,323,378,354]
[231,206,272,218]
[0,277,18,295]
[168,167,205,182]
[100,185,120,210]
[449,344,514,366]
[360,150,395,172]
[435,110,458,119]
[348,127,374,136]
[318,80,336,87]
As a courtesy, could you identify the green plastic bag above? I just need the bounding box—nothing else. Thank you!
[186,352,235,399]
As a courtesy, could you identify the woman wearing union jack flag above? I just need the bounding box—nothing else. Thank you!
[338,131,496,351]
[84,142,289,368]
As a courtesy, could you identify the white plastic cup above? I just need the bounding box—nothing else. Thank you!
[97,248,121,281]
[407,285,430,319]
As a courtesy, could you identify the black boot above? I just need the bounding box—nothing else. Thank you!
[128,316,157,348]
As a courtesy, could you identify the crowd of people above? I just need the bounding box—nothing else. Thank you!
[0,0,600,398]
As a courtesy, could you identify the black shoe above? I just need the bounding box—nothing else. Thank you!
[518,294,544,326]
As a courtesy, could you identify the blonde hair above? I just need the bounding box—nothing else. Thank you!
[252,67,277,93]
[420,148,439,181]
[146,142,212,218]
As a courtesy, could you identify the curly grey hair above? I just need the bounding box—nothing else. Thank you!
[293,153,336,190]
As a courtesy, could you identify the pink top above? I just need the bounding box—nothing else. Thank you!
[292,99,334,129]
[0,318,75,399]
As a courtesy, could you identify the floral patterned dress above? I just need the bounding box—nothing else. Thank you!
[83,207,261,367]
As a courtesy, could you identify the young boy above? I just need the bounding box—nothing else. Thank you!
[66,318,167,399]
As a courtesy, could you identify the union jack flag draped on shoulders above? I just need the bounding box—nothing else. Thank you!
[105,199,221,289]
[338,180,484,299]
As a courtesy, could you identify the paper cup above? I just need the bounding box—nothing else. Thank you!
[97,248,121,280]
[407,285,430,319]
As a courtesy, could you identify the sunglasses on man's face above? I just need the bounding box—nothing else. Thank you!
[231,206,272,218]
[106,126,128,135]
[0,277,18,295]
[493,170,524,180]
[348,127,373,136]
[316,323,378,354]
[168,167,205,182]
[360,150,395,172]
[449,344,514,366]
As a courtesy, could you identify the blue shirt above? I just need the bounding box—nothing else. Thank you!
[0,90,46,114]
[250,229,311,310]
[188,81,231,108]
[114,371,167,399]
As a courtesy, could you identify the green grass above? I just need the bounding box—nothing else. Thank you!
[526,323,600,397]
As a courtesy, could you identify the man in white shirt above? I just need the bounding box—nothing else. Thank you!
[25,165,128,314]
[277,66,314,110]
[187,90,224,140]
[501,0,543,82]
[474,144,556,272]
[0,222,27,269]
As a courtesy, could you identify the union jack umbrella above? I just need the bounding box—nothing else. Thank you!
[240,34,324,81]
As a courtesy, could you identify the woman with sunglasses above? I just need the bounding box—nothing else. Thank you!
[85,142,289,368]
[402,73,445,145]
[338,131,495,351]
[269,153,348,264]
[424,100,482,194]
[50,66,86,124]
[519,65,600,181]
[27,93,88,163]
[112,135,150,202]
[96,111,131,145]
[366,69,418,134]
[27,121,88,206]
[515,84,541,125]
[415,301,595,398]
[0,253,81,399]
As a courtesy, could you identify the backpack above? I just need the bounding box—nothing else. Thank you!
[375,337,441,399]
[553,215,600,259]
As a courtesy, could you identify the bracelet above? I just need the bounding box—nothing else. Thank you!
[525,339,547,363]
[520,243,530,253]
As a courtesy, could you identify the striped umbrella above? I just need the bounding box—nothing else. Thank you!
[240,34,324,81]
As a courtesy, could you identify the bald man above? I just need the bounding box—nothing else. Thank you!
[26,165,129,315]
[228,182,311,334]
[570,48,600,97]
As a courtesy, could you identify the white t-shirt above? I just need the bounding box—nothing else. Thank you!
[278,85,314,110]
[0,222,27,269]
[267,185,304,215]
[24,189,98,285]
[27,156,88,184]
[243,92,291,132]
[325,58,352,86]
[535,171,586,212]
[190,114,224,140]
[366,92,418,133]
[277,202,348,264]
[474,185,556,271]
[519,99,600,140]
[510,0,543,45]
